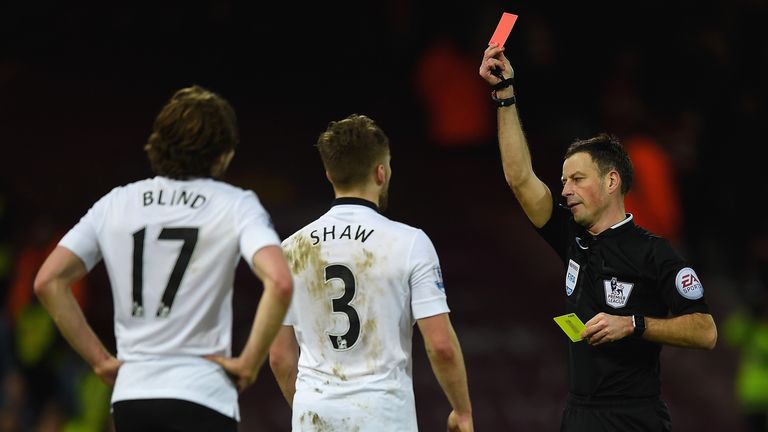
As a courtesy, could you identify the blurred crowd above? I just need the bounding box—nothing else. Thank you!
[2,1,767,431]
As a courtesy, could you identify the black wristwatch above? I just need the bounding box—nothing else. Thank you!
[632,314,646,338]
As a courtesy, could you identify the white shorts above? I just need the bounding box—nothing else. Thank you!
[291,387,418,431]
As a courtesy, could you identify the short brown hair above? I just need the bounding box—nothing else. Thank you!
[565,133,634,194]
[145,85,238,179]
[316,114,390,188]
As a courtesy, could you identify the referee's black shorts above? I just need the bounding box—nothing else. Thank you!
[560,393,672,432]
[112,399,238,432]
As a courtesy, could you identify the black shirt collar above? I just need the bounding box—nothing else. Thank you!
[601,214,635,237]
[583,214,635,240]
[331,197,380,213]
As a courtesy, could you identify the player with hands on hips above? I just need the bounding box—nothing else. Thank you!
[34,85,293,431]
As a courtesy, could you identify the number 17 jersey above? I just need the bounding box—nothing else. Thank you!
[58,176,281,419]
[282,197,450,431]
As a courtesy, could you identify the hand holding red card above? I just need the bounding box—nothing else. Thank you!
[488,12,518,80]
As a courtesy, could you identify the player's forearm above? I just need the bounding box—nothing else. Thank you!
[35,280,112,369]
[272,361,297,407]
[644,312,717,349]
[269,327,299,407]
[240,281,292,374]
[426,330,472,415]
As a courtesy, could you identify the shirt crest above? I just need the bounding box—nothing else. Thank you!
[603,277,634,308]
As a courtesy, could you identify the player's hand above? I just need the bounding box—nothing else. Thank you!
[205,355,259,392]
[447,410,474,432]
[479,43,514,84]
[582,313,634,346]
[93,356,123,387]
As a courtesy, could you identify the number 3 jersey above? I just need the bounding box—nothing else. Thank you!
[281,198,450,431]
[58,176,281,419]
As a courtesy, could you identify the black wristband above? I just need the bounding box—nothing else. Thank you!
[632,314,646,338]
[492,76,514,91]
[491,91,516,108]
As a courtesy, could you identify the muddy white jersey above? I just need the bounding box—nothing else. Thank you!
[281,198,449,431]
[58,176,280,419]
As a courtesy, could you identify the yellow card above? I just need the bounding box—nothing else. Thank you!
[553,313,586,342]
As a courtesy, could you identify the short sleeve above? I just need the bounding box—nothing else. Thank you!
[536,198,572,264]
[281,238,296,326]
[655,239,709,316]
[236,191,282,264]
[408,230,450,320]
[58,196,107,271]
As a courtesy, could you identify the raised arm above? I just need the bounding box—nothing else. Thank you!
[417,313,474,432]
[208,245,293,391]
[34,246,122,385]
[479,44,553,228]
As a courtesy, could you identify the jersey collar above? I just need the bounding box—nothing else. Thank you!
[610,213,634,230]
[577,213,635,241]
[331,197,380,213]
[598,213,635,238]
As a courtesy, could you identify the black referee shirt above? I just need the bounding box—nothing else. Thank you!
[537,199,709,399]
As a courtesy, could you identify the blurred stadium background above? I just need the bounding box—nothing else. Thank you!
[1,1,767,431]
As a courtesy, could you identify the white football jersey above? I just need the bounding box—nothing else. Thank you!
[59,176,280,419]
[282,198,450,431]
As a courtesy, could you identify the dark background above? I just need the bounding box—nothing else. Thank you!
[2,1,767,431]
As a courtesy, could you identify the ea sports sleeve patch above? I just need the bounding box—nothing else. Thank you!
[675,267,704,300]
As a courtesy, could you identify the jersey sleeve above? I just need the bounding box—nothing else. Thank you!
[536,197,571,264]
[408,230,450,320]
[235,191,282,264]
[280,238,297,326]
[654,239,709,315]
[58,193,108,271]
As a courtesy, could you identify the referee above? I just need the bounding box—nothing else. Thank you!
[480,44,717,431]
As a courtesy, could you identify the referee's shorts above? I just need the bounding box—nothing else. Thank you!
[112,399,238,432]
[560,393,672,432]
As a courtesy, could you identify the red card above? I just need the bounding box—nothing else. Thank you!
[489,12,518,47]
